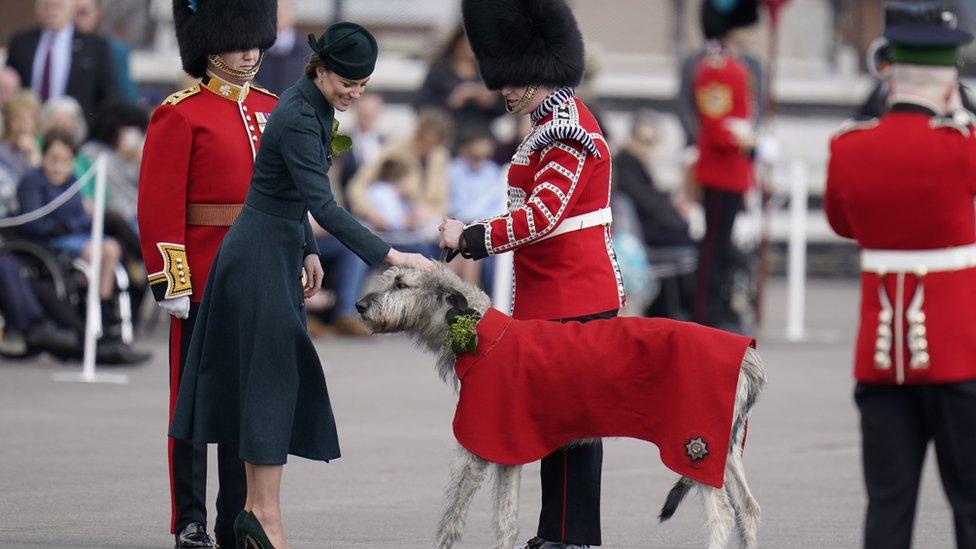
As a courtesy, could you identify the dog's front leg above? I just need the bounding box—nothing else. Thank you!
[490,464,522,549]
[436,444,489,549]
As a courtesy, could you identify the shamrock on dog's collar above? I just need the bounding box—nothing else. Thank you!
[331,119,352,157]
[446,308,482,355]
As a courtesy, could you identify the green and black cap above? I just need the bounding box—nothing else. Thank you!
[884,1,973,66]
[306,22,378,80]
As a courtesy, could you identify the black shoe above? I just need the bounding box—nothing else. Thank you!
[25,321,79,355]
[95,339,152,366]
[176,522,215,548]
[518,538,590,549]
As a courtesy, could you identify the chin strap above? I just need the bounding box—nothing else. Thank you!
[208,52,264,80]
[507,84,540,114]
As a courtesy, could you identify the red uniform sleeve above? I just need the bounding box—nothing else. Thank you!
[824,140,854,240]
[137,105,193,301]
[464,140,592,257]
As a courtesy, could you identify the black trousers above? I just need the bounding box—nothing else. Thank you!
[537,309,618,546]
[169,303,246,545]
[855,381,976,549]
[693,188,743,328]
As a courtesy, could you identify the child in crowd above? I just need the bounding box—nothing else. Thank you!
[366,158,439,257]
[16,128,123,307]
[447,127,505,289]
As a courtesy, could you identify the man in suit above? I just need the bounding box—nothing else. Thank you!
[5,0,117,120]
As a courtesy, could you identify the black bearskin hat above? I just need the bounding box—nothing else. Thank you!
[701,0,759,40]
[462,0,585,91]
[173,0,278,78]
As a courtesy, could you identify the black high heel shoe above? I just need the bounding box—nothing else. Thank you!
[233,510,274,549]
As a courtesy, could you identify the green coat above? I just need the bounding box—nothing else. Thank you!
[169,75,390,465]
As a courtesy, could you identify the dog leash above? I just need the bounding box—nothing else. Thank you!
[442,248,460,263]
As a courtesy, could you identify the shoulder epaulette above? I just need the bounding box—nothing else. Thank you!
[526,99,601,158]
[833,118,879,139]
[250,84,278,99]
[930,113,972,137]
[162,85,201,106]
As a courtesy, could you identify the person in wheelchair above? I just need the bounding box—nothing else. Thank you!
[13,128,148,364]
[0,252,77,357]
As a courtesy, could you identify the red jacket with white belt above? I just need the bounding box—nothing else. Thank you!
[460,88,624,321]
[825,102,976,385]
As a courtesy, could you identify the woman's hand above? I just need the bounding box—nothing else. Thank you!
[438,218,464,250]
[302,254,324,298]
[386,248,435,271]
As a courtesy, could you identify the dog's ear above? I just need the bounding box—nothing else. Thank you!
[445,290,469,311]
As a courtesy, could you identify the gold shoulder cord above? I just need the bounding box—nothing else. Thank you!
[507,84,540,114]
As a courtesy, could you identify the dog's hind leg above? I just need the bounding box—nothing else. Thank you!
[436,444,489,549]
[701,484,735,549]
[726,444,760,549]
[490,464,522,549]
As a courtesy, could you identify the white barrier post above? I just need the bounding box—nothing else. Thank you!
[785,160,808,342]
[492,251,514,316]
[54,154,128,384]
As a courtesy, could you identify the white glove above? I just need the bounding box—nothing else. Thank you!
[158,296,190,319]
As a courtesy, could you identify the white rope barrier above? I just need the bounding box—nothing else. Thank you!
[0,160,97,227]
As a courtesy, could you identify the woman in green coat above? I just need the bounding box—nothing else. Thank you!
[169,23,434,548]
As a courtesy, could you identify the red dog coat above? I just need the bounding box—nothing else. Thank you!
[453,309,755,488]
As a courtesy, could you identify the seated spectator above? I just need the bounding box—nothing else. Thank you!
[0,91,42,184]
[334,93,386,201]
[40,96,88,156]
[447,127,505,290]
[73,0,137,102]
[0,253,78,357]
[77,100,149,324]
[613,112,697,319]
[0,68,23,105]
[416,24,505,139]
[348,107,453,228]
[16,128,122,311]
[366,158,440,256]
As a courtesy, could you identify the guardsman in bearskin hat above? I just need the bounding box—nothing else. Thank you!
[136,1,278,546]
[825,6,976,548]
[439,0,624,546]
[689,0,760,330]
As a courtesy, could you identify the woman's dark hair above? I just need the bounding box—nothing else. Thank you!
[41,128,78,156]
[433,24,467,63]
[89,100,149,147]
[304,53,329,78]
[377,158,409,183]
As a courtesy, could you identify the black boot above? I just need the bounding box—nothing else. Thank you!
[25,320,79,355]
[175,522,215,548]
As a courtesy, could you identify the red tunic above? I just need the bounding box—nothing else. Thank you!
[825,104,976,384]
[693,50,754,193]
[463,88,624,320]
[453,308,754,488]
[137,73,278,302]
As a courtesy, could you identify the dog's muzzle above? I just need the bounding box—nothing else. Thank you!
[355,298,370,315]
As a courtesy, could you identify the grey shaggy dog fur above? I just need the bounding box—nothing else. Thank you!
[358,265,766,549]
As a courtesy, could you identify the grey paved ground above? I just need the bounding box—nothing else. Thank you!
[0,280,958,548]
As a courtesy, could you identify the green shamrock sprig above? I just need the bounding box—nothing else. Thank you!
[331,118,353,157]
[445,308,482,355]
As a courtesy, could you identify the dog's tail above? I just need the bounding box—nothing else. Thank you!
[658,476,694,522]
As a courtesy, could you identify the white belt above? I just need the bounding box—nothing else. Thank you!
[861,243,976,274]
[535,207,613,244]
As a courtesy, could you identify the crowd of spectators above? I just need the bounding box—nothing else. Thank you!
[0,0,698,351]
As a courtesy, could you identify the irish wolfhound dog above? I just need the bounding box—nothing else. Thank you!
[357,266,766,549]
